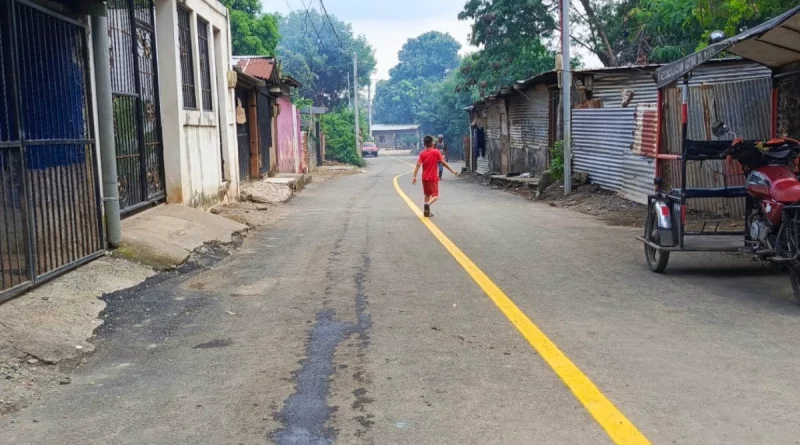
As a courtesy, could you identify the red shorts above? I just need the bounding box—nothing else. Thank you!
[422,180,439,197]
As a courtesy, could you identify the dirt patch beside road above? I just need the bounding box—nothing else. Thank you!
[462,173,743,231]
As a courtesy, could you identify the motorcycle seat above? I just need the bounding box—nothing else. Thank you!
[670,186,748,199]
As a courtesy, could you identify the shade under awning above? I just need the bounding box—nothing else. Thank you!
[655,5,800,88]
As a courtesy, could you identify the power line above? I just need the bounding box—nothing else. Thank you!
[317,0,344,48]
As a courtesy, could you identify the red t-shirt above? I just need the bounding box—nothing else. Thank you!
[418,148,444,182]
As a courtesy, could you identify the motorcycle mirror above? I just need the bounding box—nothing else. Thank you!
[712,121,729,137]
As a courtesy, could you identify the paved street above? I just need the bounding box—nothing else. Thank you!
[5,153,800,445]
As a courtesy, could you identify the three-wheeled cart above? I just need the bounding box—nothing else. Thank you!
[636,6,800,283]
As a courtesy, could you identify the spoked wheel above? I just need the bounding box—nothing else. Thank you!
[788,266,800,305]
[644,207,670,273]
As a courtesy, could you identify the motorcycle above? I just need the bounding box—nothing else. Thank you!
[713,121,800,290]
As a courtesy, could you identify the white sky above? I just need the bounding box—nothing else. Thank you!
[267,0,601,84]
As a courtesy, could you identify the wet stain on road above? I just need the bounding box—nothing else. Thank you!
[272,207,374,445]
[193,339,234,349]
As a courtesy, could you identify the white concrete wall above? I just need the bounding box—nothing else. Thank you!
[155,0,237,209]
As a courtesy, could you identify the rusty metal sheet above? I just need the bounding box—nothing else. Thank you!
[633,106,658,157]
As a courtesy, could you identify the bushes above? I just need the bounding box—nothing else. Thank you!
[321,108,368,167]
[550,140,564,181]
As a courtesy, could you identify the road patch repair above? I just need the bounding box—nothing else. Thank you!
[0,204,247,416]
[391,164,652,445]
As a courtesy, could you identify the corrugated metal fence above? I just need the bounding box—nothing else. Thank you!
[573,107,656,204]
[573,108,634,190]
[662,77,772,216]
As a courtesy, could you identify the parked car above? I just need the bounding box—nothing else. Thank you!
[362,142,379,157]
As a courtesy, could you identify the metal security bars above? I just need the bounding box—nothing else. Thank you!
[108,0,165,213]
[1,0,104,302]
[197,16,213,111]
[178,6,196,110]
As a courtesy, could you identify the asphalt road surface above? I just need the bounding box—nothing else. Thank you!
[4,154,800,445]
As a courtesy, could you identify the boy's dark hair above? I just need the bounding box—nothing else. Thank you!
[423,135,435,147]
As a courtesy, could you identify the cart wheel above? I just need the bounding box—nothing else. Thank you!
[645,209,670,273]
[788,267,800,305]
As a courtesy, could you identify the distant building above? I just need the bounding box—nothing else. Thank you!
[371,124,420,149]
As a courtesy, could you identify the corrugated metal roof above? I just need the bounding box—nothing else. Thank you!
[372,124,419,131]
[233,56,276,81]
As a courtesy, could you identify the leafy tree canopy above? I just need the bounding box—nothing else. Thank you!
[389,31,462,81]
[278,9,376,108]
[221,0,280,56]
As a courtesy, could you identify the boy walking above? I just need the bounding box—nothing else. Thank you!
[412,135,458,217]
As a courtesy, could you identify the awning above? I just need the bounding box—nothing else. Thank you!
[655,5,800,88]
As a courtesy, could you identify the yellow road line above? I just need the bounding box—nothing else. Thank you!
[389,155,416,167]
[391,170,651,445]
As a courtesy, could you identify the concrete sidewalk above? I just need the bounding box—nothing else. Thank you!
[119,204,247,270]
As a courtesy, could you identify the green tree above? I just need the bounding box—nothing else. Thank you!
[372,32,462,125]
[459,0,556,53]
[322,107,368,166]
[389,32,462,81]
[372,79,420,124]
[221,0,280,56]
[278,10,376,108]
[630,0,799,60]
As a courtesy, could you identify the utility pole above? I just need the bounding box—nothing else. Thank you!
[347,73,351,109]
[91,9,122,247]
[367,81,373,139]
[353,52,362,159]
[561,0,572,194]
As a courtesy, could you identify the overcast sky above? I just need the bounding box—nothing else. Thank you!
[267,0,601,83]
[269,0,476,82]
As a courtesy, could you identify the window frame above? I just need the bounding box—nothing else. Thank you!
[196,15,213,112]
[177,5,196,110]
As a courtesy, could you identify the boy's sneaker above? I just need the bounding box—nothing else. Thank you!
[423,203,431,217]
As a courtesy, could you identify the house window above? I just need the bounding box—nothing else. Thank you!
[177,6,196,109]
[197,16,213,111]
[379,135,385,143]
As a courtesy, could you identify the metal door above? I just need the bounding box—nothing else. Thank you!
[315,121,322,167]
[108,0,165,214]
[257,91,272,177]
[1,0,104,302]
[236,88,251,181]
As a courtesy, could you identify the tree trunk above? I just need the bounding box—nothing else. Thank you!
[577,0,618,67]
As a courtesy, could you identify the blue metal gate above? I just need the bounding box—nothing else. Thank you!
[0,0,104,302]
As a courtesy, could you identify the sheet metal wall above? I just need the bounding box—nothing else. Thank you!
[778,74,800,139]
[507,84,550,175]
[570,106,656,204]
[589,62,770,109]
[573,108,636,192]
[662,76,772,217]
[485,98,505,174]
